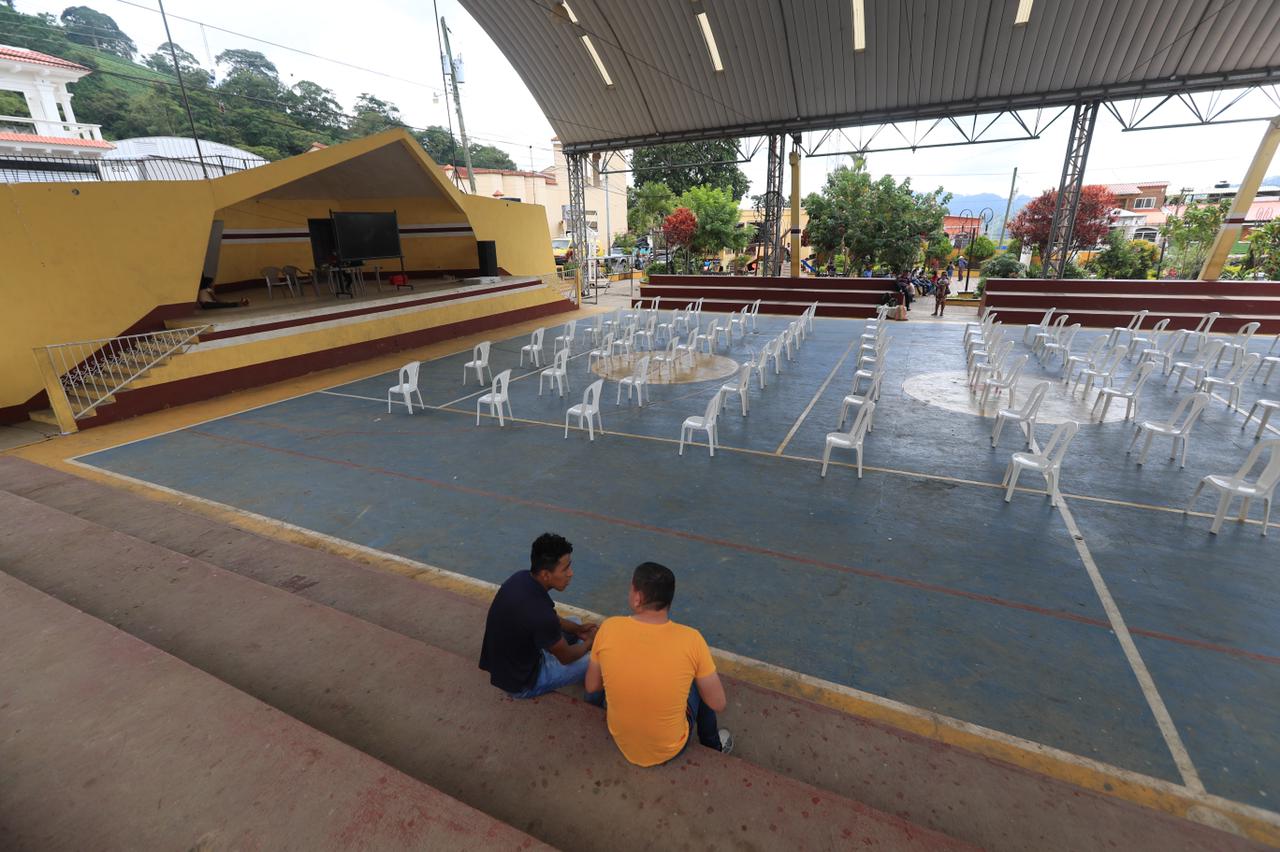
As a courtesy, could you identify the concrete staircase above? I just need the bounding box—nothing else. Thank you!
[0,456,1265,851]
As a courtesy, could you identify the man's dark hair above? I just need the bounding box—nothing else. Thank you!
[632,561,675,611]
[530,532,572,574]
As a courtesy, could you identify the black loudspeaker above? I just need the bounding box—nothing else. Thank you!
[477,240,498,277]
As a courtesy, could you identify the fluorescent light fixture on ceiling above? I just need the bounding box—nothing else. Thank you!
[581,35,613,87]
[1015,0,1033,25]
[696,11,724,72]
[558,1,579,24]
[851,0,866,52]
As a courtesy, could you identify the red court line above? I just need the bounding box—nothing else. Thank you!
[185,428,1280,667]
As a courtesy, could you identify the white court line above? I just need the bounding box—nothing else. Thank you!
[774,336,859,455]
[1055,496,1206,793]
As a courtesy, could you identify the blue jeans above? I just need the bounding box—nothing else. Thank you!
[657,685,722,764]
[508,620,605,706]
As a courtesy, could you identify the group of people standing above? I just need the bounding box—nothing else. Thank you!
[895,266,954,317]
[479,533,732,767]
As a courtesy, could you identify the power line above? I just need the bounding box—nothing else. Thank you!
[110,0,445,95]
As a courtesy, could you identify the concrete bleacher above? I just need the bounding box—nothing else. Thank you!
[0,455,1263,851]
[981,278,1280,333]
[0,572,544,851]
[638,274,898,318]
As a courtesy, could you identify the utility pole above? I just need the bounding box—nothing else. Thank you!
[440,18,476,193]
[157,0,207,179]
[997,166,1018,249]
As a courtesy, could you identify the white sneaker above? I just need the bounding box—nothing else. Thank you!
[718,728,734,755]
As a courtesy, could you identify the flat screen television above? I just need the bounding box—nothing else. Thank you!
[307,218,337,268]
[332,211,402,263]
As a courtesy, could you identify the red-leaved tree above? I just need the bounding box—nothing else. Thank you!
[1008,185,1117,259]
[663,207,698,271]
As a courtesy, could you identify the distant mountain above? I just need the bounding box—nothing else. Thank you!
[946,192,1033,245]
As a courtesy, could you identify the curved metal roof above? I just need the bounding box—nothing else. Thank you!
[459,0,1280,152]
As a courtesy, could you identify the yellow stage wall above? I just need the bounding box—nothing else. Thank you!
[0,129,557,418]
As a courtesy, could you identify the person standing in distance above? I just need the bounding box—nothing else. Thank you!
[586,562,732,766]
[479,532,602,704]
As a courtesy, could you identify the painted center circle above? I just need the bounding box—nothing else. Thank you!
[590,352,741,384]
[901,370,1129,424]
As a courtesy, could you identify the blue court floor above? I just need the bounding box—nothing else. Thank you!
[76,311,1280,812]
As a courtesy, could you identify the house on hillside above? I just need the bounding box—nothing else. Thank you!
[0,44,113,179]
[1104,181,1168,242]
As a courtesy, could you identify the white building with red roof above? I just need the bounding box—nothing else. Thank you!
[0,44,112,159]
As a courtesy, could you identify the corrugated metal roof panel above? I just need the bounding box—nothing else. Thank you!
[459,0,1280,150]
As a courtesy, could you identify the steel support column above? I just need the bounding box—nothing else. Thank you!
[789,134,802,279]
[1199,115,1280,280]
[566,152,590,303]
[759,134,785,277]
[1043,101,1100,279]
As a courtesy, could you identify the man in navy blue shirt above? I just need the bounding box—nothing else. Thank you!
[479,532,602,703]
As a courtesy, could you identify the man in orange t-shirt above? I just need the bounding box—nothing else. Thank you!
[585,562,733,767]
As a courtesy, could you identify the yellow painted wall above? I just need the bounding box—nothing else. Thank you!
[0,179,215,411]
[461,194,556,276]
[0,128,559,415]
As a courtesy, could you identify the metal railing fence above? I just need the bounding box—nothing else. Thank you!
[0,153,263,183]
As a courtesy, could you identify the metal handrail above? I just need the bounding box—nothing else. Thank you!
[36,325,209,421]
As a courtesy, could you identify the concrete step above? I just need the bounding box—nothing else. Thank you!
[0,455,1262,852]
[0,487,972,852]
[0,570,545,851]
[25,408,67,427]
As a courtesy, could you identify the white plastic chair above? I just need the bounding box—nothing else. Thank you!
[1199,352,1259,410]
[978,353,1029,411]
[1092,360,1155,422]
[962,307,995,343]
[1176,311,1219,352]
[1216,321,1261,368]
[696,321,721,354]
[767,335,786,374]
[581,314,604,348]
[1107,309,1148,348]
[969,340,1014,392]
[634,313,657,351]
[838,369,883,431]
[1072,345,1128,399]
[674,328,699,370]
[1031,314,1069,359]
[1242,399,1280,440]
[476,369,512,427]
[611,328,636,361]
[1129,392,1209,467]
[587,332,615,372]
[1127,318,1169,360]
[747,341,773,388]
[992,380,1051,448]
[261,265,296,299]
[1002,420,1078,507]
[616,355,651,406]
[678,393,721,456]
[867,303,892,335]
[1170,339,1226,391]
[718,362,752,416]
[651,336,679,380]
[1022,308,1056,345]
[748,298,762,332]
[1039,323,1080,368]
[1256,334,1280,384]
[1185,439,1280,535]
[463,341,493,385]
[539,347,570,397]
[967,327,1006,377]
[1062,336,1107,384]
[386,361,423,414]
[821,400,875,478]
[857,336,890,374]
[726,310,746,342]
[673,304,694,336]
[1137,327,1180,376]
[565,379,604,440]
[553,320,576,356]
[520,327,546,367]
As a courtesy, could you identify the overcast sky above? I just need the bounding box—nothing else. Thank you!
[15,0,1280,204]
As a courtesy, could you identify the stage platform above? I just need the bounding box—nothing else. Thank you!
[38,274,574,430]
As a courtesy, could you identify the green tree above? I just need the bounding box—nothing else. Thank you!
[982,253,1025,279]
[60,6,135,58]
[215,48,278,79]
[467,142,516,170]
[348,93,403,137]
[1248,220,1280,280]
[629,181,676,247]
[143,42,210,85]
[1161,200,1230,279]
[1087,231,1155,279]
[631,140,750,200]
[678,185,749,261]
[966,235,996,265]
[803,162,949,272]
[287,81,345,135]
